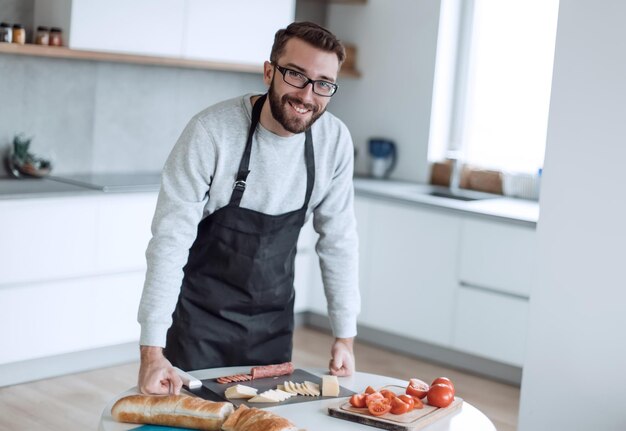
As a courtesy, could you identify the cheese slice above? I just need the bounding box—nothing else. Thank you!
[224,384,258,399]
[284,381,298,394]
[248,393,279,403]
[304,380,321,396]
[274,388,294,400]
[322,375,340,397]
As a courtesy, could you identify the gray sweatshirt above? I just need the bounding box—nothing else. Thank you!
[138,94,360,347]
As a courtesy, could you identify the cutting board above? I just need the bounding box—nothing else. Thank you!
[328,397,463,431]
[198,368,355,407]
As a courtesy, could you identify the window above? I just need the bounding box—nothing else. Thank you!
[429,0,560,175]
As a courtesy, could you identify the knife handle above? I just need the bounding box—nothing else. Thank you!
[173,366,202,389]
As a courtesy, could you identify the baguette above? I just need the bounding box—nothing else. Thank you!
[111,394,234,431]
[221,405,298,431]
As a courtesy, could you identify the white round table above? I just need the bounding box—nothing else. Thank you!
[99,366,496,431]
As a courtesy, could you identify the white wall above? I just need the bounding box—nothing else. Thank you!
[326,0,441,183]
[518,1,626,430]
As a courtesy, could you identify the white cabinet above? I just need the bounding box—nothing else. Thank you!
[0,192,158,368]
[452,218,537,366]
[183,0,296,65]
[34,0,296,65]
[356,196,462,347]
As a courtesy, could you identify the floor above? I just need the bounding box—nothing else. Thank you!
[0,327,519,430]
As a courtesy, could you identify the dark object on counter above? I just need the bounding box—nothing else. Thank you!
[49,27,63,46]
[0,22,12,43]
[4,134,53,178]
[12,24,25,44]
[35,26,50,45]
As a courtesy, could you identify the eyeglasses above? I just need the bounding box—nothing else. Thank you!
[273,64,338,97]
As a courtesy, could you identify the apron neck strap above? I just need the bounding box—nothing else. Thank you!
[229,93,315,209]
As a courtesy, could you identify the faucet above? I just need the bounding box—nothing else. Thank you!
[446,150,463,193]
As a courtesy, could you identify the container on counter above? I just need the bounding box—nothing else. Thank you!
[12,24,26,44]
[0,22,12,43]
[35,26,50,45]
[49,27,63,46]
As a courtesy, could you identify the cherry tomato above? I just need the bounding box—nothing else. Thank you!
[365,392,385,407]
[398,394,415,411]
[427,383,455,408]
[349,393,367,408]
[380,389,397,400]
[406,378,429,399]
[431,377,455,396]
[364,385,377,394]
[368,399,391,416]
[390,396,410,415]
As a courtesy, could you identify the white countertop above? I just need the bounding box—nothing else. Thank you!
[354,177,539,226]
[98,367,495,431]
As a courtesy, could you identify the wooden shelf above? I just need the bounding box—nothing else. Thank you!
[0,43,361,78]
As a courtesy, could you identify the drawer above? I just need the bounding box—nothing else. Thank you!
[459,218,536,297]
[452,285,529,366]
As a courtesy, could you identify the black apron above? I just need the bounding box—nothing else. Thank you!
[164,94,315,371]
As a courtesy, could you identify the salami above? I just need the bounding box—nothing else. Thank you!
[250,362,294,380]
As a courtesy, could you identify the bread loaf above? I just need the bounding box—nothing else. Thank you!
[111,394,234,431]
[221,405,298,431]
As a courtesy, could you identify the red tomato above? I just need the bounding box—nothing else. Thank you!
[409,395,425,409]
[390,396,410,415]
[364,385,377,394]
[431,377,455,396]
[427,383,455,408]
[365,392,385,407]
[406,378,429,399]
[368,399,392,416]
[379,389,397,400]
[397,394,415,412]
[349,393,367,408]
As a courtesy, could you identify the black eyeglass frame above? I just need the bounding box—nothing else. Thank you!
[273,64,338,97]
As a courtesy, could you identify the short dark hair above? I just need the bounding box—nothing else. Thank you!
[270,21,346,66]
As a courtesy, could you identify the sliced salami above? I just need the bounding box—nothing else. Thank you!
[250,361,294,380]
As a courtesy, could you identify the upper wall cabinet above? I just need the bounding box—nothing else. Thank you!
[34,0,295,65]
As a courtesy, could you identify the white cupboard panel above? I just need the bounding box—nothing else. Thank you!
[459,219,536,297]
[95,193,157,272]
[183,0,296,65]
[452,286,529,366]
[359,199,461,346]
[68,0,186,57]
[0,271,144,364]
[0,197,98,285]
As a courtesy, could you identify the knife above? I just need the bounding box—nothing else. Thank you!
[173,366,202,390]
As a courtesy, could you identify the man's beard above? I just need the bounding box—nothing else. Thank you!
[268,78,326,134]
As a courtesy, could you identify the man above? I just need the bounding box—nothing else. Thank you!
[137,21,360,395]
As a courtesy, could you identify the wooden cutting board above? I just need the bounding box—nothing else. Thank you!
[328,397,463,430]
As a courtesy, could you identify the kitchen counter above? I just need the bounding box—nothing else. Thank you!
[354,178,539,226]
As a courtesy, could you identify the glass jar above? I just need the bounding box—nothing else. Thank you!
[35,26,49,45]
[0,22,12,43]
[12,24,26,44]
[49,27,63,46]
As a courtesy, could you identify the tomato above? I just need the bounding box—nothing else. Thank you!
[410,395,425,409]
[431,377,455,396]
[365,392,385,407]
[368,400,391,417]
[379,389,397,400]
[398,394,415,411]
[349,393,367,408]
[390,396,411,415]
[364,385,377,394]
[406,378,429,399]
[427,383,455,408]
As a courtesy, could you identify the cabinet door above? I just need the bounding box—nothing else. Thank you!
[37,0,187,57]
[459,219,536,297]
[358,198,461,346]
[0,197,98,285]
[183,0,296,65]
[452,285,529,366]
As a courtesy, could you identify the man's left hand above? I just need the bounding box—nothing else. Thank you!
[329,337,355,376]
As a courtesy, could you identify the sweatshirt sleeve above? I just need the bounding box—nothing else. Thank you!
[137,117,215,347]
[312,125,361,339]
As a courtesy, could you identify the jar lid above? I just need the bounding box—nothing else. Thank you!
[12,23,24,29]
[37,26,49,31]
[50,27,62,32]
[0,22,11,27]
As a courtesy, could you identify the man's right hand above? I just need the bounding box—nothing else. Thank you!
[138,346,183,395]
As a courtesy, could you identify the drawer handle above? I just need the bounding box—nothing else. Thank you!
[459,281,530,300]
